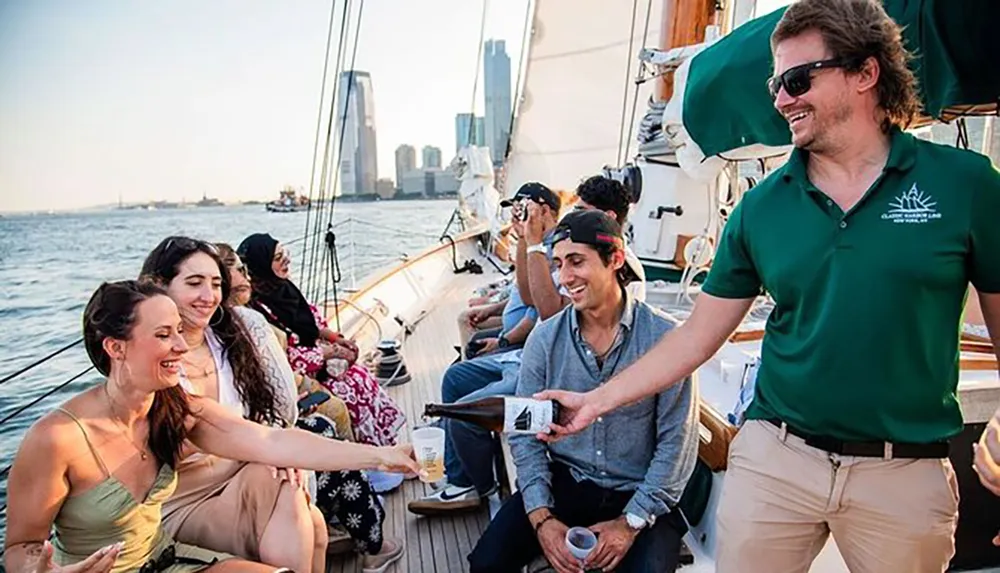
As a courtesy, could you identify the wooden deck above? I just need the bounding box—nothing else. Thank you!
[328,272,497,573]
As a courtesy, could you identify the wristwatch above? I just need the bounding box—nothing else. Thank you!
[625,513,648,531]
[498,334,510,348]
[526,243,547,256]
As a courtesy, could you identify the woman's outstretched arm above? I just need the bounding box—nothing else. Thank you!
[187,396,421,475]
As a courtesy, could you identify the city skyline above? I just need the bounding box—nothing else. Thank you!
[0,0,809,212]
[0,1,531,212]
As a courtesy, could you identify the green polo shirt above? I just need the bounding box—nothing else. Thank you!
[702,128,1000,443]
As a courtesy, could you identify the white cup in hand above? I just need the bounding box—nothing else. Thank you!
[565,526,597,561]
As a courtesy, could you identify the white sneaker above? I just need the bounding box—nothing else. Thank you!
[406,483,495,515]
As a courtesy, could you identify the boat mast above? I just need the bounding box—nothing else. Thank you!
[656,0,719,102]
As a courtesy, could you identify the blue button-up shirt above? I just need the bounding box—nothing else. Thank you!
[500,282,538,334]
[510,290,699,523]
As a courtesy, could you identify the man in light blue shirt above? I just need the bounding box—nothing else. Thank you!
[468,210,698,573]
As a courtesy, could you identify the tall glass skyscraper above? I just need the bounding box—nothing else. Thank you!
[335,70,378,196]
[483,40,511,167]
[455,113,486,152]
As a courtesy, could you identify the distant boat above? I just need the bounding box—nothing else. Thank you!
[195,192,224,208]
[265,185,310,213]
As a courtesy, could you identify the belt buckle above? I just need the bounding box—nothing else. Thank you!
[883,442,893,460]
[778,421,789,441]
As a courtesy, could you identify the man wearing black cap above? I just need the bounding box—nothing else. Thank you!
[511,182,570,320]
[467,210,698,573]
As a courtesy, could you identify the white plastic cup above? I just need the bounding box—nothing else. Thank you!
[411,427,446,483]
[565,526,597,561]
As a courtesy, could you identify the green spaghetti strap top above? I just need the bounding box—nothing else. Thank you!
[51,408,185,572]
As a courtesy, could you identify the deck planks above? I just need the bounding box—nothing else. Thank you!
[329,273,495,573]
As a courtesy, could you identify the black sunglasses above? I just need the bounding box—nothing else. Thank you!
[162,237,219,256]
[766,58,853,100]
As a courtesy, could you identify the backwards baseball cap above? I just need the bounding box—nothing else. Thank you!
[549,210,641,284]
[500,182,561,212]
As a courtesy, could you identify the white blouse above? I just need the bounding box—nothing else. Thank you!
[178,306,298,426]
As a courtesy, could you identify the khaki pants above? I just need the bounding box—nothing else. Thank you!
[717,420,959,573]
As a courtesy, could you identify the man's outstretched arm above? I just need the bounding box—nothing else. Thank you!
[536,293,754,440]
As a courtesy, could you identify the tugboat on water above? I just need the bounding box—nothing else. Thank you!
[265,185,310,213]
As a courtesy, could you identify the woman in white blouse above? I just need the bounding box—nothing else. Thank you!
[139,238,404,573]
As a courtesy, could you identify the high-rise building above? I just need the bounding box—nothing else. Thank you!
[455,113,486,152]
[422,145,442,169]
[335,70,378,196]
[483,39,512,167]
[394,144,416,192]
[375,178,395,200]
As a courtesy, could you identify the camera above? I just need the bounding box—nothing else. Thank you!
[516,198,530,221]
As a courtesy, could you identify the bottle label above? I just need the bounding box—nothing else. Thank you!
[503,398,554,434]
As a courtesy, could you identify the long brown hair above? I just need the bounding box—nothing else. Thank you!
[771,0,922,131]
[83,280,191,468]
[139,237,283,426]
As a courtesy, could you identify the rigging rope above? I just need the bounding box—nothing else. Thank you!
[616,0,640,167]
[319,0,366,319]
[300,0,342,280]
[464,0,490,148]
[0,366,95,427]
[348,219,441,240]
[306,0,354,302]
[616,0,654,166]
[0,338,83,387]
[622,0,654,162]
[504,0,534,171]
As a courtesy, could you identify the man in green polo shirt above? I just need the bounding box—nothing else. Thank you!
[536,0,1000,571]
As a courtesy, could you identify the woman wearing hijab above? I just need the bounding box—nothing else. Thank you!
[237,233,405,450]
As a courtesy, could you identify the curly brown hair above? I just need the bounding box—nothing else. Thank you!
[771,0,922,132]
[140,237,284,426]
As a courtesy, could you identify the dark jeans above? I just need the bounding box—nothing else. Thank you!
[441,354,519,490]
[467,327,525,358]
[467,327,502,357]
[468,464,686,573]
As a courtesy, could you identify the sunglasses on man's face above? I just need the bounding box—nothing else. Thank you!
[766,58,852,100]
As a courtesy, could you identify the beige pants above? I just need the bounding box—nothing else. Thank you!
[717,420,959,573]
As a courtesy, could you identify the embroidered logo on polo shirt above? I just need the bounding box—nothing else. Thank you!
[881,183,941,224]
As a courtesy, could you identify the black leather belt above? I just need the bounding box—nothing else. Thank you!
[764,418,950,459]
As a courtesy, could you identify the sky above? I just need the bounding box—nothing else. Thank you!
[0,0,531,212]
[0,0,793,213]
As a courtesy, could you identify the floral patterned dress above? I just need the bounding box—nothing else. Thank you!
[253,301,406,447]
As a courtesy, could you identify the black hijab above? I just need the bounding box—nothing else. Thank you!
[237,233,321,347]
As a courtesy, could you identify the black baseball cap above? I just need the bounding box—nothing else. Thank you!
[549,210,641,284]
[549,209,624,249]
[500,182,561,212]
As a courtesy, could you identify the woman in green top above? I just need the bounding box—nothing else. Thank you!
[4,280,421,573]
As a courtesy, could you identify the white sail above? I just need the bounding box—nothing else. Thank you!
[451,145,502,237]
[503,0,663,195]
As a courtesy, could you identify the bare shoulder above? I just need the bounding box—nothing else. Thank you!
[15,405,86,468]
